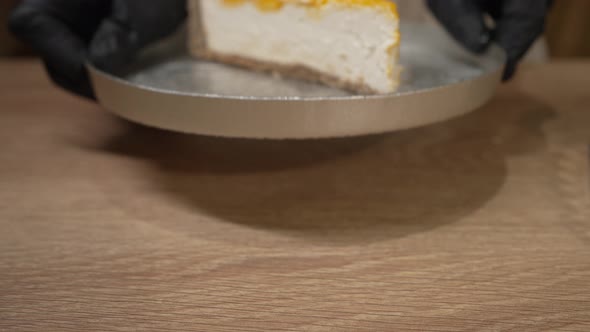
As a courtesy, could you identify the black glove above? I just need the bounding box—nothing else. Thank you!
[426,0,551,80]
[9,0,186,99]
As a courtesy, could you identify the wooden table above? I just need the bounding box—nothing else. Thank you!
[1,60,589,331]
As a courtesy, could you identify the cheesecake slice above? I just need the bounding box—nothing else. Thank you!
[188,0,401,94]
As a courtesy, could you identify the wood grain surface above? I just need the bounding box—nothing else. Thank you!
[0,60,589,331]
[547,0,590,58]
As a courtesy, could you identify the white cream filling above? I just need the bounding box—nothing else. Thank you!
[198,1,400,93]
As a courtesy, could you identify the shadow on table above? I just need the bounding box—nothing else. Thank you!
[85,90,554,245]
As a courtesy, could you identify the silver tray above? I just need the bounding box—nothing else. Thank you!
[88,23,505,139]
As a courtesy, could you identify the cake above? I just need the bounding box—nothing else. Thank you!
[188,0,401,94]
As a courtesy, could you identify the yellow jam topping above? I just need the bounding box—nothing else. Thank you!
[222,0,398,18]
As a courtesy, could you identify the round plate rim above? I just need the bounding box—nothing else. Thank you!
[88,23,506,139]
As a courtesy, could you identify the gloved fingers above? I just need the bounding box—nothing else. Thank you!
[494,0,549,80]
[43,59,95,98]
[89,0,187,73]
[9,3,92,98]
[88,18,141,73]
[426,0,492,53]
[9,0,109,98]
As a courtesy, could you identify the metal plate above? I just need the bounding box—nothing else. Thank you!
[88,23,505,139]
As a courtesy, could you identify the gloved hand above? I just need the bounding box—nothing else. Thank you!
[9,0,186,99]
[426,0,551,80]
